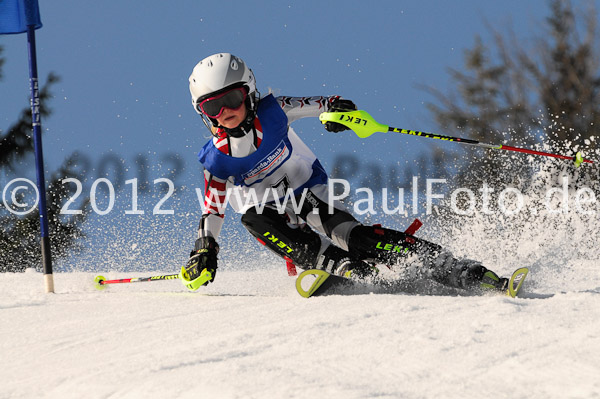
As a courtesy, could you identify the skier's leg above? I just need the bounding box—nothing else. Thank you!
[290,185,376,277]
[295,185,360,252]
[291,185,504,288]
[241,205,370,276]
[346,224,507,291]
[241,205,319,266]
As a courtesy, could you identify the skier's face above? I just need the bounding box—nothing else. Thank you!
[216,104,247,129]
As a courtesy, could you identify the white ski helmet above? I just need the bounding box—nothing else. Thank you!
[189,53,258,129]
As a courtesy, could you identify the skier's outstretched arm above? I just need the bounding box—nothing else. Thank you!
[277,95,356,132]
[179,169,226,290]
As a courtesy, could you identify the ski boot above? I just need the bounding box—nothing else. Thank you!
[334,259,378,279]
[317,244,377,279]
[456,263,508,293]
[480,270,509,292]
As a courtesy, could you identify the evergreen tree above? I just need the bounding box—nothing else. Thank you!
[426,0,600,193]
[423,0,600,260]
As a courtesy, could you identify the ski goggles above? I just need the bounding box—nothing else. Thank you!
[196,87,247,118]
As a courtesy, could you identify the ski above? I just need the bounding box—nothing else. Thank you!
[506,267,529,298]
[295,269,357,298]
[296,267,530,298]
[94,273,180,290]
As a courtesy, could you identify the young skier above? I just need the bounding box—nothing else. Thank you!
[180,52,509,293]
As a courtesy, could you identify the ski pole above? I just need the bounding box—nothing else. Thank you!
[94,273,180,290]
[320,110,593,167]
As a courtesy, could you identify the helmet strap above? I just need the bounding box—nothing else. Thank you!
[221,108,254,138]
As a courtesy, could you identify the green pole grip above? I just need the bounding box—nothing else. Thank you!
[319,110,389,138]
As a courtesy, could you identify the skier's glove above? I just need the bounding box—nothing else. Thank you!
[325,96,357,133]
[180,236,219,291]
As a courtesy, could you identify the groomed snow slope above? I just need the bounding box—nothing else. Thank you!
[1,262,599,399]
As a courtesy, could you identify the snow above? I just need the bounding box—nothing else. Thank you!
[2,263,600,399]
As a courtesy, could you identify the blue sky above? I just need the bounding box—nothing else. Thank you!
[2,1,560,176]
[1,0,591,269]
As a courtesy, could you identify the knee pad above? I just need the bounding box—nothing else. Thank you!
[241,207,322,267]
[348,224,445,266]
[348,225,412,261]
